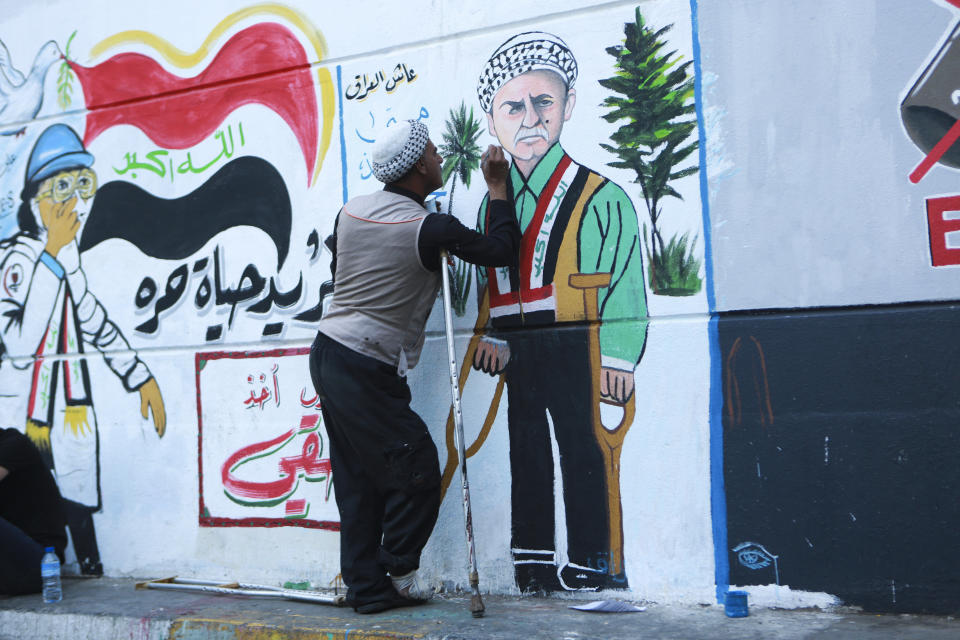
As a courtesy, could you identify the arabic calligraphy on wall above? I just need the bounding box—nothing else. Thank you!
[197,348,339,530]
[336,58,435,195]
[113,122,246,182]
[133,243,326,341]
[344,63,418,101]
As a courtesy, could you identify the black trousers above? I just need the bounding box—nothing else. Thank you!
[0,516,43,595]
[62,499,101,575]
[35,429,102,576]
[309,332,441,607]
[504,326,612,571]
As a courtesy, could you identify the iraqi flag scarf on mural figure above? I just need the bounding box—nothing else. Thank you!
[27,280,100,508]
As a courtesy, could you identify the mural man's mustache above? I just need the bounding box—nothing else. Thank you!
[514,125,549,144]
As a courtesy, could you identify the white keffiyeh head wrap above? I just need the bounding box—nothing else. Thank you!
[371,120,430,183]
[477,31,578,113]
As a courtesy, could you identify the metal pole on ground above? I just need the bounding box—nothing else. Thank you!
[135,577,345,605]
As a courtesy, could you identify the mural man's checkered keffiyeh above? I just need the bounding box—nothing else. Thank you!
[477,31,578,112]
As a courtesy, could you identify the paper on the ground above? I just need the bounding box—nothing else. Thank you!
[569,600,647,613]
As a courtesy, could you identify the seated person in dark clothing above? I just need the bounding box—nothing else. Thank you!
[0,427,68,596]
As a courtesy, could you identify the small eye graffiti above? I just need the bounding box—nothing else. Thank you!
[733,541,780,585]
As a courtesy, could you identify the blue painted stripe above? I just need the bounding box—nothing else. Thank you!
[337,64,348,205]
[708,313,728,602]
[690,0,729,603]
[39,251,65,279]
[690,0,715,314]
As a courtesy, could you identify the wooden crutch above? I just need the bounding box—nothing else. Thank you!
[568,273,636,576]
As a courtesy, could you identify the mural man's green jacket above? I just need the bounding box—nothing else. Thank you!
[478,143,648,371]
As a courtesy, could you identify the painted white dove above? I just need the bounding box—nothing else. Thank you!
[0,39,62,136]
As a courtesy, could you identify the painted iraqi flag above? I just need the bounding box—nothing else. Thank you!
[79,156,292,270]
[69,22,320,184]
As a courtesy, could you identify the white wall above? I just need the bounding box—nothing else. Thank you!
[5,0,950,608]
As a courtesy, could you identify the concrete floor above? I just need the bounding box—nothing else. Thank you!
[1,577,958,639]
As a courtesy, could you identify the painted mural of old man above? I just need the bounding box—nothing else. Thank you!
[0,124,166,575]
[472,32,648,592]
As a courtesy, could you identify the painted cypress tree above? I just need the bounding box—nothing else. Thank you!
[600,8,701,295]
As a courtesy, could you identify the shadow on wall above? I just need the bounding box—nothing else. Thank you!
[720,303,960,614]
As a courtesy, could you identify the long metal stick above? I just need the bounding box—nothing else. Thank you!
[440,249,485,618]
[135,577,344,605]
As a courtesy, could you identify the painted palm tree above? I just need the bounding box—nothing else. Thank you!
[439,102,483,315]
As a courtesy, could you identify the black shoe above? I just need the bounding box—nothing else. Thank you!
[514,563,562,594]
[80,558,103,576]
[558,563,628,591]
[355,593,427,614]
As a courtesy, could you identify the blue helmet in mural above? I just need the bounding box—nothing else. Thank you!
[25,124,94,184]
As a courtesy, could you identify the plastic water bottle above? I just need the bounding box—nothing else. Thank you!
[40,547,62,603]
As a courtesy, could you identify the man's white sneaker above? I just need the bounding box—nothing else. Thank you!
[390,570,433,601]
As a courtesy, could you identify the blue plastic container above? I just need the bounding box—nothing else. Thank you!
[724,590,749,618]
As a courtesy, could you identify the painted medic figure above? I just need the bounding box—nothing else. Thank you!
[0,124,166,575]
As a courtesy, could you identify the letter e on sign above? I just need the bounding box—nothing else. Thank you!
[926,195,960,266]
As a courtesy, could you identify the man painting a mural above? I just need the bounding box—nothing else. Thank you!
[0,124,166,575]
[471,32,648,593]
[309,120,519,613]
